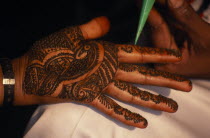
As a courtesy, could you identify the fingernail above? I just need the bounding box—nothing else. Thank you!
[169,0,184,8]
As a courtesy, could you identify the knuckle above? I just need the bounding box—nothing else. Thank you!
[177,5,191,19]
[173,2,195,23]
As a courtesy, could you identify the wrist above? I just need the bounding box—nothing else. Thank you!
[12,55,72,105]
[12,56,38,105]
[12,56,44,105]
[12,57,24,105]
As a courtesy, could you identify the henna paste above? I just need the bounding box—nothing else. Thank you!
[113,80,178,111]
[119,63,189,82]
[97,94,147,125]
[118,45,182,58]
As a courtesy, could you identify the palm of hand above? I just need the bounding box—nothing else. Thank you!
[23,18,191,128]
[24,27,147,125]
[24,27,106,97]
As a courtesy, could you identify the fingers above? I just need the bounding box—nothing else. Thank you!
[115,63,192,92]
[104,80,178,113]
[117,44,181,63]
[167,0,209,34]
[148,8,178,49]
[90,94,148,128]
[79,16,110,40]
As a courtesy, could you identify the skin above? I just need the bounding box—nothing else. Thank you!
[148,0,210,78]
[3,16,192,128]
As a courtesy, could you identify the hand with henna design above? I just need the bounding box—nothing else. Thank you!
[9,16,192,128]
[148,0,210,78]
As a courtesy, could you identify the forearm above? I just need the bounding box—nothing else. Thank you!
[12,57,26,105]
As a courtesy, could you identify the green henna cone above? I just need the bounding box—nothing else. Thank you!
[134,0,155,44]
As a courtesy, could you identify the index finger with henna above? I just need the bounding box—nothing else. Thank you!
[117,44,181,63]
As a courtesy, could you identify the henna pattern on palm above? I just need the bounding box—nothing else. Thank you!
[23,26,191,127]
[24,27,101,96]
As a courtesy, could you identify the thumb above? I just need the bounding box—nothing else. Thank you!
[79,16,110,40]
[167,0,206,33]
[148,8,178,49]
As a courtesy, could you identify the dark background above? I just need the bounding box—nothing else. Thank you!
[0,0,139,137]
[0,0,139,58]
